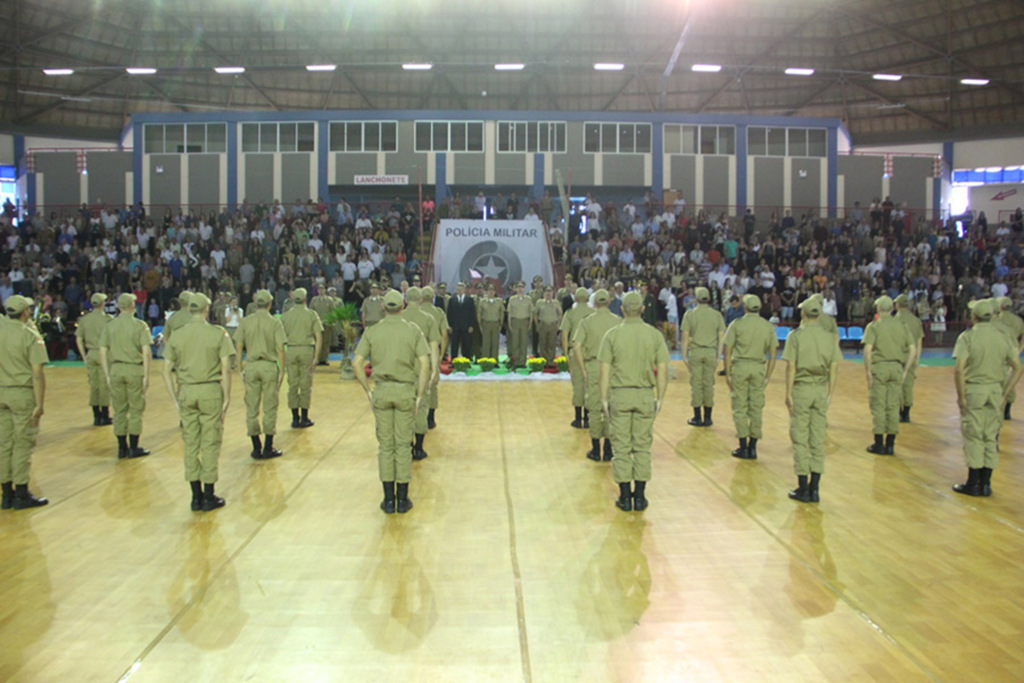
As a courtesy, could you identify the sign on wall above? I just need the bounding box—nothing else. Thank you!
[433,219,552,295]
[353,174,408,186]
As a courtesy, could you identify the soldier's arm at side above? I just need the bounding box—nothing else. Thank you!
[276,341,286,389]
[954,354,968,415]
[75,329,87,362]
[31,362,45,425]
[1003,353,1023,405]
[312,329,322,370]
[723,342,733,390]
[220,355,231,420]
[416,354,430,410]
[599,361,611,417]
[142,342,152,394]
[656,360,669,413]
[99,345,112,388]
[784,360,795,414]
[234,335,246,376]
[352,352,371,400]
[680,328,691,371]
[162,355,179,412]
[902,343,917,385]
[827,358,838,407]
[863,343,874,389]
[572,340,586,382]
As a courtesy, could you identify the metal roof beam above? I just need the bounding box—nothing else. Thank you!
[14,71,126,124]
[846,80,948,130]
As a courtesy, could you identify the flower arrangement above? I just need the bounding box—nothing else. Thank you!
[527,357,546,373]
[553,355,569,372]
[478,357,497,372]
[452,356,472,373]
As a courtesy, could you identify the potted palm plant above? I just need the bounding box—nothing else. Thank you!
[323,302,362,380]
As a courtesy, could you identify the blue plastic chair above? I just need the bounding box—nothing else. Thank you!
[846,326,863,342]
[838,327,848,340]
[776,326,790,343]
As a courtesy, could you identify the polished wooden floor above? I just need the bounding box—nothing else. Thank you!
[1,358,1023,682]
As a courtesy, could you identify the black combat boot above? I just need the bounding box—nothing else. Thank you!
[571,406,583,429]
[262,434,282,459]
[586,438,601,461]
[298,409,314,428]
[1,481,13,509]
[116,435,130,459]
[978,467,993,497]
[583,408,590,429]
[291,409,300,428]
[866,434,887,455]
[128,435,150,458]
[201,483,225,511]
[748,437,759,459]
[380,481,396,513]
[788,475,811,503]
[92,405,101,426]
[602,439,613,462]
[808,472,821,503]
[731,437,749,459]
[899,407,908,423]
[615,482,633,511]
[396,483,413,513]
[688,407,703,426]
[1005,403,1012,421]
[632,481,648,511]
[427,408,437,430]
[703,407,713,427]
[189,481,203,511]
[884,434,895,456]
[12,484,48,509]
[412,433,428,460]
[100,406,113,425]
[250,435,264,459]
[952,469,982,497]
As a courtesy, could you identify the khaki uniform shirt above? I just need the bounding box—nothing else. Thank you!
[559,304,593,340]
[534,299,561,325]
[401,304,441,347]
[354,316,430,384]
[681,304,725,349]
[573,309,622,361]
[781,324,841,383]
[0,319,49,387]
[724,314,778,363]
[75,309,111,351]
[508,295,532,320]
[235,310,286,362]
[529,287,544,304]
[863,315,913,363]
[994,311,1024,349]
[953,322,1018,385]
[597,317,669,387]
[895,310,925,348]
[423,303,447,340]
[163,308,192,341]
[478,298,505,324]
[99,314,151,364]
[165,319,235,384]
[281,305,324,346]
[819,312,839,338]
[361,296,384,326]
[311,295,336,323]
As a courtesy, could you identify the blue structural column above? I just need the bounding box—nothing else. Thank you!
[12,134,34,216]
[317,121,330,203]
[937,141,953,218]
[226,123,238,211]
[133,126,143,209]
[651,122,663,201]
[533,153,544,201]
[435,154,447,211]
[735,124,747,212]
[826,127,838,218]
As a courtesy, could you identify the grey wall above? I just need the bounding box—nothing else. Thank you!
[188,154,220,208]
[703,156,730,210]
[453,152,485,185]
[494,153,525,185]
[753,157,784,212]
[35,152,78,211]
[149,154,180,209]
[791,158,822,210]
[604,155,644,186]
[386,121,429,178]
[335,152,377,181]
[839,155,884,206]
[669,156,697,205]
[891,157,933,210]
[551,121,592,186]
[87,151,132,206]
[281,153,311,202]
[244,154,274,204]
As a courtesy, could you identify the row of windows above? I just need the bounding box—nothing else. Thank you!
[414,121,485,152]
[664,124,736,156]
[747,127,827,158]
[241,122,316,153]
[144,124,227,154]
[329,121,398,152]
[584,122,652,154]
[498,122,567,153]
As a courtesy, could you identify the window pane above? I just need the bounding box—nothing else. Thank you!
[450,122,467,152]
[584,123,600,153]
[680,125,697,154]
[242,123,259,153]
[186,124,205,153]
[619,124,635,153]
[467,123,483,151]
[513,122,526,152]
[346,122,362,152]
[381,122,397,152]
[718,126,734,155]
[636,124,651,153]
[165,124,184,153]
[808,129,827,157]
[144,125,164,154]
[279,123,297,152]
[498,122,511,152]
[554,123,566,152]
[527,123,539,152]
[538,123,549,152]
[747,127,766,156]
[206,123,226,153]
[767,127,786,156]
[700,126,717,154]
[364,122,380,152]
[788,128,807,157]
[664,125,680,154]
[329,123,344,151]
[260,123,277,152]
[601,123,617,153]
[432,122,448,151]
[415,122,431,151]
[297,123,315,152]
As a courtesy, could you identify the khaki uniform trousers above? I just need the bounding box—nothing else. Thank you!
[688,346,717,407]
[244,360,280,436]
[110,363,145,437]
[428,378,439,410]
[901,365,917,408]
[569,355,586,407]
[318,326,335,364]
[508,319,530,366]
[537,321,558,363]
[1006,369,1017,406]
[730,361,766,439]
[790,381,829,476]
[86,349,109,406]
[373,382,416,483]
[178,383,224,484]
[961,383,1003,469]
[480,321,501,360]
[0,387,38,485]
[414,388,429,435]
[285,346,315,409]
[584,359,609,439]
[870,362,903,435]
[609,387,656,483]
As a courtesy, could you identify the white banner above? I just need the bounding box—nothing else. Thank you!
[353,174,408,186]
[433,219,552,295]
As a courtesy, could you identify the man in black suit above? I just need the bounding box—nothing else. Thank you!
[447,282,477,360]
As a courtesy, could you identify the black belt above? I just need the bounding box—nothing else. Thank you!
[113,361,143,365]
[611,386,651,390]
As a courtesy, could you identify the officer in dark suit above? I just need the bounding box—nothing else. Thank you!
[446,282,477,360]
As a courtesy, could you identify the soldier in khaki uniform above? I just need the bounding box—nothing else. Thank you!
[99,293,152,459]
[163,291,194,342]
[75,293,112,426]
[234,289,287,460]
[993,296,1024,420]
[162,293,235,512]
[421,285,447,429]
[803,293,840,340]
[782,297,840,503]
[0,295,49,510]
[952,299,1023,497]
[400,287,440,460]
[361,282,384,329]
[598,291,669,512]
[572,289,622,462]
[528,275,545,356]
[281,287,323,428]
[353,289,431,514]
[560,287,593,428]
[533,285,561,364]
[507,281,533,368]
[477,283,505,361]
[311,287,338,366]
[863,296,916,455]
[894,293,925,422]
[724,294,778,460]
[681,286,726,427]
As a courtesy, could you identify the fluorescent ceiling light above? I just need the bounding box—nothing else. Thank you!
[872,73,902,81]
[494,63,525,71]
[691,64,722,73]
[126,67,157,75]
[214,66,245,74]
[305,64,337,72]
[402,63,433,70]
[594,62,625,71]
[785,67,815,76]
[42,68,74,76]
[961,78,989,86]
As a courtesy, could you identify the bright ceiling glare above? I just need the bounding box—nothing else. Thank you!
[214,66,245,74]
[872,73,902,82]
[125,67,157,75]
[784,67,815,76]
[691,64,722,73]
[402,63,433,71]
[961,78,989,86]
[42,68,74,76]
[494,63,525,71]
[305,64,337,72]
[594,63,625,71]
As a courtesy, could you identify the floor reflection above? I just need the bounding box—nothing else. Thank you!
[0,519,55,680]
[241,459,287,523]
[575,514,651,641]
[786,506,841,620]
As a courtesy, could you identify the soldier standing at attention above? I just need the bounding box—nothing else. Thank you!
[400,287,440,460]
[952,299,1022,496]
[598,291,669,512]
[162,293,234,512]
[420,285,447,429]
[477,283,505,361]
[528,275,545,356]
[507,281,533,369]
[680,286,725,427]
[894,294,924,422]
[361,282,384,329]
[572,289,622,462]
[724,294,778,460]
[561,287,593,428]
[162,291,194,343]
[76,292,112,426]
[863,296,916,456]
[234,289,286,460]
[782,297,840,503]
[0,295,49,510]
[993,297,1024,420]
[352,289,430,514]
[311,287,337,366]
[99,293,152,459]
[281,287,323,429]
[806,293,840,340]
[533,285,561,364]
